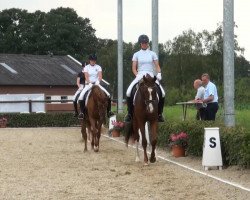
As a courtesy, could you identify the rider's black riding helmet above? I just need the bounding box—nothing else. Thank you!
[88,54,97,61]
[138,34,149,44]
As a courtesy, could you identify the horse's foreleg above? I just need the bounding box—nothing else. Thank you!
[149,122,158,163]
[132,121,140,162]
[81,121,88,152]
[90,119,99,152]
[135,140,140,162]
[139,124,148,165]
[95,122,102,152]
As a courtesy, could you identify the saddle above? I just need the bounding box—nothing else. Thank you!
[83,90,91,106]
[83,86,108,106]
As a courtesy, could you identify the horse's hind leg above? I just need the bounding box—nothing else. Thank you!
[149,122,158,163]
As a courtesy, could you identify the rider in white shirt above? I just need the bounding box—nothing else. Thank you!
[124,34,165,122]
[78,54,114,119]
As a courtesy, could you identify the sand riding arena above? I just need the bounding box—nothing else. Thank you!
[0,127,249,199]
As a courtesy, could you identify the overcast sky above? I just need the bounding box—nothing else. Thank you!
[1,0,249,61]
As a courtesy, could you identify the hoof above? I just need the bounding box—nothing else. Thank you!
[135,156,140,162]
[150,157,156,163]
[94,146,99,152]
[144,162,149,166]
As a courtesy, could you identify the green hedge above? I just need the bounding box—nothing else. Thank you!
[1,113,249,168]
[1,113,79,127]
[158,120,250,168]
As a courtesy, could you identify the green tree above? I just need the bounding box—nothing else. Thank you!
[44,7,97,59]
[0,7,98,58]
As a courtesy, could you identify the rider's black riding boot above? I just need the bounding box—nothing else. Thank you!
[107,98,115,118]
[73,101,78,117]
[78,100,85,119]
[158,97,165,122]
[124,96,133,122]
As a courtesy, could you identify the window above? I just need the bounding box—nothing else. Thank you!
[46,96,51,103]
[61,96,68,103]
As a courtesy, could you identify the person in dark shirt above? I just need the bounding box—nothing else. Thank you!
[72,63,85,117]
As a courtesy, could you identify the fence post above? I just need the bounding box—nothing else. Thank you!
[29,100,32,113]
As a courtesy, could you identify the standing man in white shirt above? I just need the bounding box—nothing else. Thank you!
[201,73,219,120]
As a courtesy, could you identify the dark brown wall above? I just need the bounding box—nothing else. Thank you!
[46,104,74,113]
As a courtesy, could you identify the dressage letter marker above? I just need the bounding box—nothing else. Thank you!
[202,127,223,170]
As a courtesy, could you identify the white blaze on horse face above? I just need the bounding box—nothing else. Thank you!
[148,88,154,113]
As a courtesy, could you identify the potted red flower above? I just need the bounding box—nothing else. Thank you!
[109,120,124,137]
[169,132,188,157]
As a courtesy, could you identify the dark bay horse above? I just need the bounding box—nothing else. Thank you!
[125,74,159,165]
[81,85,108,152]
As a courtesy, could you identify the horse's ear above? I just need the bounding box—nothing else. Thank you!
[143,75,146,82]
[154,76,157,82]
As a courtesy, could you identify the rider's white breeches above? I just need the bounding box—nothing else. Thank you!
[126,74,165,97]
[73,85,84,101]
[78,83,110,103]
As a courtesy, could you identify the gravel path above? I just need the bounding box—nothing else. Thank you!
[0,128,249,200]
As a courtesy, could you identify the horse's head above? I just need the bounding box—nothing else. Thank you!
[138,74,158,113]
[142,74,157,87]
[85,85,108,152]
[90,86,108,120]
[85,85,108,126]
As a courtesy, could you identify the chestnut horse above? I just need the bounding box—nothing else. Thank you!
[125,74,159,165]
[81,85,108,152]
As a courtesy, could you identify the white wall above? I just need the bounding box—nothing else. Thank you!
[0,94,45,113]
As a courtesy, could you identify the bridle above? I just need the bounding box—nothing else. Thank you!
[139,81,158,108]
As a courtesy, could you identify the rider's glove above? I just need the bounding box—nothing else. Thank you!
[88,82,93,87]
[156,73,162,81]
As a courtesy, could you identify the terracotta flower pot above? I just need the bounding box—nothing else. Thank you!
[171,145,185,157]
[0,119,7,128]
[112,130,121,137]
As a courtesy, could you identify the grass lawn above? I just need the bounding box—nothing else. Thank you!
[165,105,250,132]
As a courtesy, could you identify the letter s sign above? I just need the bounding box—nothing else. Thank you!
[209,137,216,148]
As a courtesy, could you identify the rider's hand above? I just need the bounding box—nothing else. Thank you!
[95,80,100,85]
[156,73,162,81]
[88,82,93,87]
